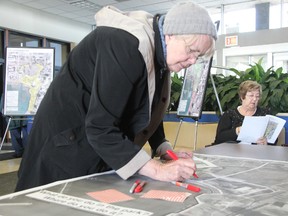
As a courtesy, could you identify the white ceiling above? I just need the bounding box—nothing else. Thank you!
[9,0,285,26]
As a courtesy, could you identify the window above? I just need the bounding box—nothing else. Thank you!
[0,29,4,59]
[270,2,288,29]
[208,1,288,35]
[224,8,256,34]
[0,29,4,139]
[0,29,4,94]
[284,3,288,27]
[8,32,42,47]
[273,52,288,73]
[46,40,70,76]
[225,54,267,75]
[210,8,221,34]
[5,31,71,77]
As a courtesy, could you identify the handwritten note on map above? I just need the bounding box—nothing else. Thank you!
[27,190,152,216]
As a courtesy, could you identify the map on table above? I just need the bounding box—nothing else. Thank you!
[1,154,288,216]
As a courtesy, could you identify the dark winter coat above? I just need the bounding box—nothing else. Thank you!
[16,8,170,191]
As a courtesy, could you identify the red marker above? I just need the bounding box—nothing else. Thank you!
[166,150,199,178]
[193,173,199,179]
[129,180,140,193]
[134,181,146,193]
[166,150,178,160]
[171,181,201,193]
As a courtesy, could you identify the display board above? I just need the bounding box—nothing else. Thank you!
[3,47,54,116]
[177,57,212,119]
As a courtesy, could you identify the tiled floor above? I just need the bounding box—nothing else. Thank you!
[0,157,21,174]
[0,143,21,175]
[0,143,21,196]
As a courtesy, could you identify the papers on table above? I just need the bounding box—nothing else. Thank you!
[237,115,286,144]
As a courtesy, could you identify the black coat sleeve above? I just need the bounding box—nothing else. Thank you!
[148,121,167,156]
[214,112,238,144]
[85,28,149,170]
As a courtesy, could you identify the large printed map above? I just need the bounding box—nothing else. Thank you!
[4,47,54,115]
[1,153,288,215]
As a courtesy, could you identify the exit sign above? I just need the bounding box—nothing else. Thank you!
[225,35,238,47]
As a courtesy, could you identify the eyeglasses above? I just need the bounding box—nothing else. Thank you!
[186,46,200,56]
[246,94,260,99]
[182,38,201,59]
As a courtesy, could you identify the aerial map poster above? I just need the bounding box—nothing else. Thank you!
[177,58,212,119]
[4,47,54,116]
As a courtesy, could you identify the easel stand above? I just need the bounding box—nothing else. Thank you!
[173,117,199,151]
[193,120,199,151]
[172,72,223,151]
[0,117,12,151]
[210,73,223,115]
[0,116,32,151]
[173,118,183,149]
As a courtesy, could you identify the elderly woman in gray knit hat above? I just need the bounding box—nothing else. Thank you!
[16,2,217,191]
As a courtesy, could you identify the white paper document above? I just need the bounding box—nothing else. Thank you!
[237,115,286,144]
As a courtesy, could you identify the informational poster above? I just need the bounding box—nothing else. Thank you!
[4,47,54,116]
[177,58,212,119]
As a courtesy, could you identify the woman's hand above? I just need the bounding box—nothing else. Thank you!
[138,157,196,182]
[256,137,268,145]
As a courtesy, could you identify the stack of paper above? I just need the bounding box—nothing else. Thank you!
[237,115,286,144]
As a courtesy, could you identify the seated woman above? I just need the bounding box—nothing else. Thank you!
[214,80,273,145]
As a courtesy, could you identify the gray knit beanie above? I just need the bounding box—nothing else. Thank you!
[163,2,217,40]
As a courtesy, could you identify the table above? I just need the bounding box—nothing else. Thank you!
[1,143,288,215]
[195,142,288,161]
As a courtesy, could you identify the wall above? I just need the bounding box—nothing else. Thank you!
[215,27,288,69]
[163,112,219,150]
[277,113,288,145]
[164,122,218,150]
[162,112,287,151]
[0,0,92,43]
[1,0,288,56]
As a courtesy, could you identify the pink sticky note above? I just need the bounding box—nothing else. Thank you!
[87,189,134,203]
[141,190,191,203]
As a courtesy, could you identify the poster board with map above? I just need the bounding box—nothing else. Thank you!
[3,47,54,116]
[177,57,212,120]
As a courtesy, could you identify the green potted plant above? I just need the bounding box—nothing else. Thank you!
[166,60,288,146]
[168,72,184,112]
[203,59,288,115]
